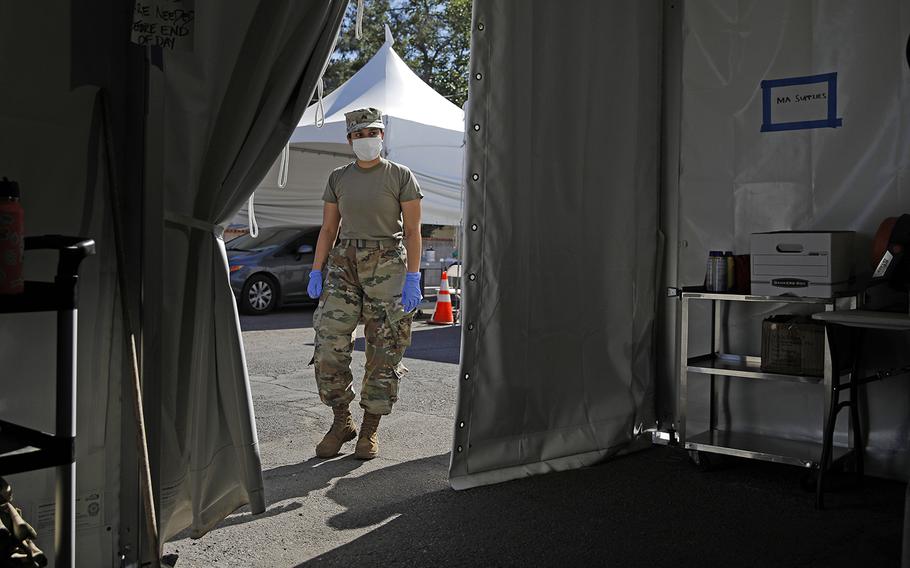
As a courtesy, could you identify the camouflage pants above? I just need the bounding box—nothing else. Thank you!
[312,243,413,415]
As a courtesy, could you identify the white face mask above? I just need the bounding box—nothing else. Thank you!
[352,137,383,161]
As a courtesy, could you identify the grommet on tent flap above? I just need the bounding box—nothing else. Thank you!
[458,421,465,428]
[463,373,470,380]
[471,224,478,231]
[477,23,485,31]
[467,323,475,331]
[468,273,476,281]
[457,445,463,452]
[471,173,479,181]
[473,124,481,131]
[474,72,483,80]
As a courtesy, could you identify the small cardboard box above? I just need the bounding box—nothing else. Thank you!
[760,315,825,377]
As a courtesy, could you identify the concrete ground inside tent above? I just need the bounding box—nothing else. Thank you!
[162,307,906,568]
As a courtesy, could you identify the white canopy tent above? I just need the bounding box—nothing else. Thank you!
[236,25,465,229]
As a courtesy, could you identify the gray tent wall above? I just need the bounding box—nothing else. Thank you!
[450,0,662,488]
[454,0,910,490]
[668,0,910,480]
[0,2,144,565]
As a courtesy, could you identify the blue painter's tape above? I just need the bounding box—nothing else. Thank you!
[760,72,842,132]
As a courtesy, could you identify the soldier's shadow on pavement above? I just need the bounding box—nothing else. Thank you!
[211,455,367,531]
[212,453,452,535]
[323,453,452,530]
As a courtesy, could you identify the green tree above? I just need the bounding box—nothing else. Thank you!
[321,0,471,107]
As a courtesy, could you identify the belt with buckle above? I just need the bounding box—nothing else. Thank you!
[339,238,401,249]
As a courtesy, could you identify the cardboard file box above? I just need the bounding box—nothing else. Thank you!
[760,315,825,377]
[750,231,854,297]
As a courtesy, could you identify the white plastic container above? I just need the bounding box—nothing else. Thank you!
[705,250,726,292]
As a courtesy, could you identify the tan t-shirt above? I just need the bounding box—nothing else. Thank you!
[323,159,423,240]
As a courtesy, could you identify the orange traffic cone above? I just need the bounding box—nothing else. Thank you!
[428,271,455,325]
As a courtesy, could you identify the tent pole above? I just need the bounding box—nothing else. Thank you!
[99,89,162,568]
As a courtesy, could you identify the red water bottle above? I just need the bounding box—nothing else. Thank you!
[0,177,24,294]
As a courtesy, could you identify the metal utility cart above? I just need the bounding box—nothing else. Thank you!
[675,290,859,505]
[0,236,95,568]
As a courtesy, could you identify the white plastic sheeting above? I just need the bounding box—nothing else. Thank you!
[449,0,662,489]
[235,30,465,228]
[676,0,910,479]
[151,0,347,541]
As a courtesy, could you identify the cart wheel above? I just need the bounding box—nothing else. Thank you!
[688,450,719,471]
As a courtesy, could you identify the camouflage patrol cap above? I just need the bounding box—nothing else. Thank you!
[344,107,385,134]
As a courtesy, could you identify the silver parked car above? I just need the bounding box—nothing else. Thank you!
[226,225,321,314]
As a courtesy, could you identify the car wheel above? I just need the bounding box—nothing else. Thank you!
[241,274,279,315]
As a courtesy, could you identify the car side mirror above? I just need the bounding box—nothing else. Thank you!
[296,244,315,255]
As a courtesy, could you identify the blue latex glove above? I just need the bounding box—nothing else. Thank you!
[307,269,323,299]
[402,272,422,312]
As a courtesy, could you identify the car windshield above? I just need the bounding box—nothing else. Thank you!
[226,229,300,252]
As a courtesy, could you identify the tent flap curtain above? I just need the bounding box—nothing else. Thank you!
[449,0,662,489]
[154,0,347,541]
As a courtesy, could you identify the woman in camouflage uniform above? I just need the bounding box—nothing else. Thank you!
[306,107,424,460]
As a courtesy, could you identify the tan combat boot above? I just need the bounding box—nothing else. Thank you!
[354,412,382,460]
[315,406,357,458]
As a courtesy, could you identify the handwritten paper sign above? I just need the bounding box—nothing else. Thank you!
[760,73,842,132]
[131,0,195,51]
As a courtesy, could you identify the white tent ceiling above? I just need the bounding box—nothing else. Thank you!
[236,26,465,228]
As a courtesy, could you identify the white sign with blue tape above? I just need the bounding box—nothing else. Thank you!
[761,73,843,132]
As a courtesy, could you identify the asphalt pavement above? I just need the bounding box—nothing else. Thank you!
[162,307,906,568]
[238,305,316,332]
[163,307,463,567]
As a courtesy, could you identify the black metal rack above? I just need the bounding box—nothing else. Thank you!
[0,235,95,568]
